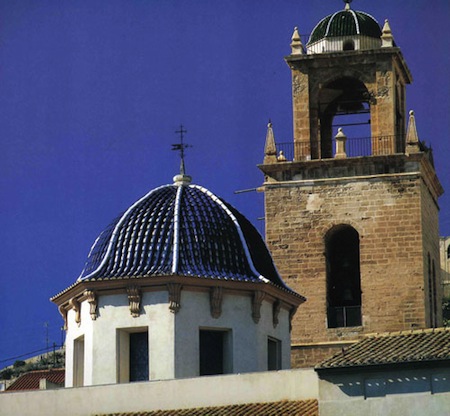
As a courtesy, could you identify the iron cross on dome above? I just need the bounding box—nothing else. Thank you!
[172,124,192,175]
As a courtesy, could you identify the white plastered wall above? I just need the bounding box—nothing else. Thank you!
[65,288,292,386]
[65,302,94,387]
[174,290,291,378]
[65,290,175,386]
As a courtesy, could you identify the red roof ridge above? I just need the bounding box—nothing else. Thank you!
[24,368,65,374]
[6,368,65,392]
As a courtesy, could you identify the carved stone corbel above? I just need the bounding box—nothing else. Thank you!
[69,297,81,327]
[272,299,281,328]
[210,287,223,319]
[127,285,141,317]
[252,290,266,324]
[167,283,182,313]
[84,290,98,320]
[59,305,68,330]
[289,306,298,332]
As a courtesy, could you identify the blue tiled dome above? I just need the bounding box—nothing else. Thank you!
[308,8,381,45]
[78,182,287,288]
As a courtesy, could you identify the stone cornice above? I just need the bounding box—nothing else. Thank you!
[259,153,443,200]
[285,47,412,84]
[52,275,305,322]
[418,154,444,202]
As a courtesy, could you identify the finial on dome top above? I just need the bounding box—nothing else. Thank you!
[173,173,192,185]
[172,124,193,185]
[344,0,353,11]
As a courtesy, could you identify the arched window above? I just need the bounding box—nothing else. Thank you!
[427,253,438,328]
[318,77,371,159]
[432,259,438,328]
[447,244,450,259]
[325,225,362,328]
[343,39,355,51]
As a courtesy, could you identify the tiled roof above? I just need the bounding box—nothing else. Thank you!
[6,369,65,391]
[77,183,291,291]
[96,399,318,416]
[317,327,450,370]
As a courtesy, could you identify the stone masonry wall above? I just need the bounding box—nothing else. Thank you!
[265,174,427,364]
[420,179,443,326]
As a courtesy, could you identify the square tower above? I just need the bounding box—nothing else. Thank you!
[259,5,444,367]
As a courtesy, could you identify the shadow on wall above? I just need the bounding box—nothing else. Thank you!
[319,369,450,399]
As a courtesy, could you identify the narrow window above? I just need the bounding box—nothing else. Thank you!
[326,225,362,328]
[427,253,436,327]
[432,260,438,328]
[117,329,149,383]
[73,335,85,387]
[199,329,231,376]
[447,245,450,259]
[267,337,281,371]
[129,332,149,382]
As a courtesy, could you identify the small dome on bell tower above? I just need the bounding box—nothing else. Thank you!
[306,1,383,54]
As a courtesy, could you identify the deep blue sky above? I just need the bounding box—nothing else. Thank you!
[1,0,449,367]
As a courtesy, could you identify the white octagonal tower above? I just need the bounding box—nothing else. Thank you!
[52,174,304,387]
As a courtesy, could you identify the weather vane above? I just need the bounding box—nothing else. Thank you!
[172,124,192,176]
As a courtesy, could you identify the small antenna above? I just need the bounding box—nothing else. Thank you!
[172,124,192,175]
[44,322,49,360]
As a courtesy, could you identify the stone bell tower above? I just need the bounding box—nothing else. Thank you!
[260,1,444,367]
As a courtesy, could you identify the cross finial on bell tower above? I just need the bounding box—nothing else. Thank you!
[172,124,192,185]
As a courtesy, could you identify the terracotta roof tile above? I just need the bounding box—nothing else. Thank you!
[6,369,65,391]
[96,399,318,416]
[317,327,450,370]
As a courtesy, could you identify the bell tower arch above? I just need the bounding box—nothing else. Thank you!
[289,29,411,161]
[260,3,443,367]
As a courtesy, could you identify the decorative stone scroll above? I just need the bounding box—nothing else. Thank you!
[84,290,98,320]
[127,285,142,317]
[272,299,281,328]
[252,290,266,324]
[59,305,68,330]
[167,283,182,313]
[210,287,223,319]
[69,297,81,327]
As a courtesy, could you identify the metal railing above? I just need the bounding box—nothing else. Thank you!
[275,135,405,161]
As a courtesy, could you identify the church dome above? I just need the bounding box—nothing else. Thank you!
[78,180,287,288]
[308,6,381,45]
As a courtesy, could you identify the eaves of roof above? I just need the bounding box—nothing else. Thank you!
[96,399,318,416]
[316,327,450,374]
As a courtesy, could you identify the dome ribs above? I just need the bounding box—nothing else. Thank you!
[78,216,121,279]
[77,183,288,289]
[307,9,381,46]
